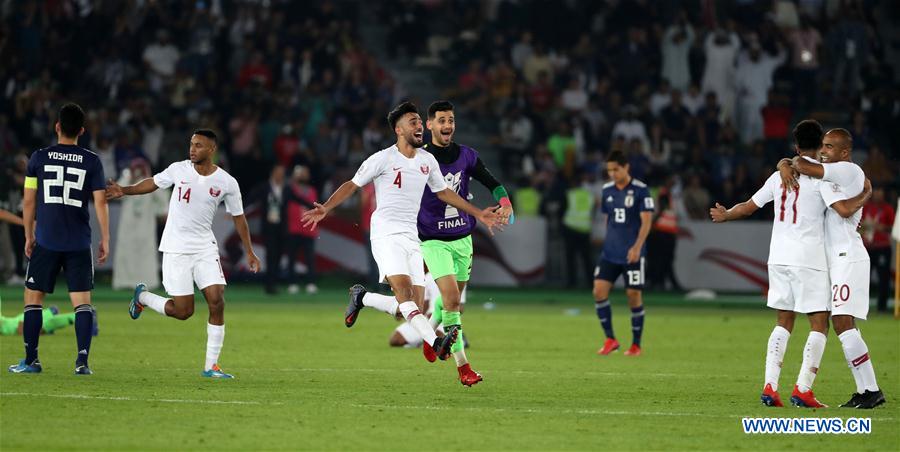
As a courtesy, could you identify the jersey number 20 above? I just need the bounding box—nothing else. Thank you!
[44,165,86,207]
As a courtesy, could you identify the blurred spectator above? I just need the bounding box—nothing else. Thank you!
[660,89,692,153]
[861,145,893,187]
[112,160,168,290]
[828,7,868,99]
[661,16,694,92]
[611,106,650,152]
[702,28,741,123]
[647,178,682,290]
[683,174,712,220]
[142,30,180,93]
[561,78,589,113]
[860,187,894,312]
[523,44,553,85]
[649,80,672,117]
[787,16,822,110]
[547,121,577,177]
[497,106,534,175]
[285,166,319,295]
[735,39,786,144]
[561,171,595,288]
[257,165,286,294]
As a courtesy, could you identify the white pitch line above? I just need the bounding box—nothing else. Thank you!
[266,368,718,379]
[0,392,283,406]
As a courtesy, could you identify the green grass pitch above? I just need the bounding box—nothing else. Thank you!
[1,284,897,450]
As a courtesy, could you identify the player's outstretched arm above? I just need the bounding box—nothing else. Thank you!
[830,178,872,218]
[92,190,110,264]
[106,177,159,199]
[232,214,260,273]
[709,200,759,223]
[791,156,824,179]
[0,208,23,226]
[435,188,503,234]
[471,157,515,224]
[301,180,359,229]
[22,185,36,258]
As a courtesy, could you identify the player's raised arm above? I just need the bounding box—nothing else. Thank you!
[470,157,515,224]
[301,180,359,229]
[92,190,110,264]
[709,200,760,222]
[106,177,159,199]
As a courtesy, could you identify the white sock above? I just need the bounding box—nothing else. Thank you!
[796,331,826,392]
[452,349,468,367]
[362,292,399,316]
[838,329,880,393]
[205,323,225,371]
[139,291,171,315]
[764,326,791,391]
[398,301,437,345]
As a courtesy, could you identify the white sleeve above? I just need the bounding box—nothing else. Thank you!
[426,155,448,193]
[750,173,777,208]
[224,177,245,216]
[351,153,381,187]
[153,162,178,189]
[821,161,854,186]
[820,180,850,207]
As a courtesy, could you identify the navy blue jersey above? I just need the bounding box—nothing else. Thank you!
[599,178,654,264]
[26,144,105,251]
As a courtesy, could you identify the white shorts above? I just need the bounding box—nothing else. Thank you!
[162,249,227,296]
[394,322,423,347]
[371,234,425,287]
[829,258,870,320]
[767,265,830,314]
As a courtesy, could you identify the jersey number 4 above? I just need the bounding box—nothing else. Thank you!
[43,165,86,207]
[177,186,192,203]
[393,171,402,189]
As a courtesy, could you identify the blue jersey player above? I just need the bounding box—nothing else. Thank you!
[9,103,109,375]
[593,151,653,356]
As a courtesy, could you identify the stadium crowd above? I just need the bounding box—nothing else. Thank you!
[0,0,897,294]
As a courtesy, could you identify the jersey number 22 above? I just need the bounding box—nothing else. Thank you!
[43,165,86,207]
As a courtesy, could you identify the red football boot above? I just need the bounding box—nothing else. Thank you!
[790,385,828,408]
[458,363,483,387]
[623,344,641,356]
[597,338,620,355]
[423,341,437,363]
[761,383,784,407]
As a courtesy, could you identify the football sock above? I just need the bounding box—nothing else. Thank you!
[429,295,444,328]
[796,331,826,392]
[442,310,466,363]
[595,299,614,339]
[399,301,437,345]
[764,326,790,391]
[362,292,399,316]
[630,305,645,346]
[42,311,75,333]
[838,329,879,393]
[139,291,171,316]
[205,323,225,371]
[74,304,93,366]
[23,304,42,364]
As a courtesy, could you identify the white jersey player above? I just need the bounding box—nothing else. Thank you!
[711,120,871,408]
[106,130,260,379]
[301,102,502,363]
[389,273,468,348]
[790,128,884,409]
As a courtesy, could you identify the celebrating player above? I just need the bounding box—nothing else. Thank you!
[593,151,653,356]
[9,103,109,375]
[783,128,886,409]
[106,129,260,379]
[301,101,502,362]
[711,120,870,407]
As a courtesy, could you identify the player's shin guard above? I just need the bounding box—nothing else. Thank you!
[399,301,437,345]
[362,292,400,316]
[139,291,171,315]
[74,304,93,366]
[796,331,826,392]
[764,326,790,391]
[442,310,467,366]
[839,329,879,393]
[595,300,614,339]
[23,305,42,364]
[205,323,225,371]
[630,305,644,346]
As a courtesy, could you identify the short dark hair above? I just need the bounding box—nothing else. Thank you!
[387,102,419,129]
[427,100,454,119]
[193,129,218,144]
[792,119,823,151]
[606,150,628,166]
[825,128,853,149]
[58,103,85,138]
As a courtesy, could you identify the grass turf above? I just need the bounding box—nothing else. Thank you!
[1,284,897,450]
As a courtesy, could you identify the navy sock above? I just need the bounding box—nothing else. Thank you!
[631,305,645,346]
[23,305,43,364]
[595,299,614,339]
[74,304,94,366]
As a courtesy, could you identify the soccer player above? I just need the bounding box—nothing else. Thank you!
[106,129,260,379]
[407,100,513,385]
[8,103,109,375]
[593,151,653,356]
[1,306,78,337]
[301,101,502,363]
[783,128,886,409]
[710,120,870,407]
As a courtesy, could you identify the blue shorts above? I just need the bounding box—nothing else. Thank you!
[594,257,645,290]
[25,244,94,294]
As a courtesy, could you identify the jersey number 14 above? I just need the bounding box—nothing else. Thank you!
[177,186,192,203]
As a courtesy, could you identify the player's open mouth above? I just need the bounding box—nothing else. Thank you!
[414,132,423,140]
[440,131,452,139]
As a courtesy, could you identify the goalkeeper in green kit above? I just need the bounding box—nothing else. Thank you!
[415,101,514,386]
